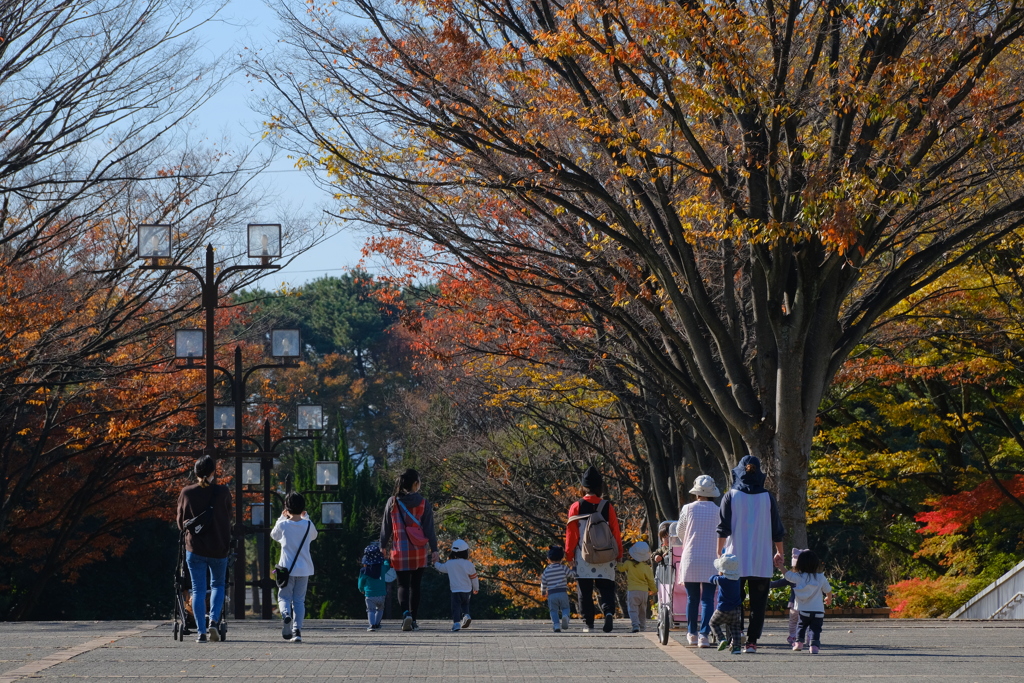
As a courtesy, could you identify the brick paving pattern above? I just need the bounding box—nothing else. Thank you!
[0,619,1020,682]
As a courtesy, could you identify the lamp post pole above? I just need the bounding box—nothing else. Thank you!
[140,230,283,621]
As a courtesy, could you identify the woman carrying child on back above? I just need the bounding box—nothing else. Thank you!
[785,550,834,654]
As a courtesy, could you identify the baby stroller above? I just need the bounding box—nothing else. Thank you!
[172,531,230,642]
[655,521,718,646]
[655,521,686,644]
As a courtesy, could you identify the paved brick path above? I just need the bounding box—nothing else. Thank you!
[0,619,1021,682]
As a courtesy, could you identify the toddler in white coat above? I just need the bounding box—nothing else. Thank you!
[784,549,833,654]
[434,538,480,631]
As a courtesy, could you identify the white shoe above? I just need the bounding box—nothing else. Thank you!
[697,635,710,648]
[686,633,698,646]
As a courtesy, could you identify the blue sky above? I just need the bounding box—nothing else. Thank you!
[190,0,372,287]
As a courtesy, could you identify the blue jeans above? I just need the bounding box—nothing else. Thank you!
[185,552,228,634]
[547,592,570,629]
[365,596,385,627]
[278,575,309,630]
[451,591,471,623]
[684,581,716,635]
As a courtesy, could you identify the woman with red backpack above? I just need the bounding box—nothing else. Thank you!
[565,466,623,632]
[380,468,438,631]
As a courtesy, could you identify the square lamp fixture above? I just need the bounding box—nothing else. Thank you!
[250,503,269,527]
[297,405,323,432]
[271,329,300,359]
[174,329,204,359]
[138,224,171,259]
[322,502,343,525]
[242,460,261,486]
[213,406,235,432]
[316,461,339,487]
[247,223,282,259]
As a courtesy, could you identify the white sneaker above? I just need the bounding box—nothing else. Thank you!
[686,633,698,646]
[697,635,710,648]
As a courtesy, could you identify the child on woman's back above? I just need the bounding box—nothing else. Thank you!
[540,545,575,632]
[358,542,397,631]
[785,550,833,654]
[708,553,743,654]
[434,539,479,631]
[616,542,656,633]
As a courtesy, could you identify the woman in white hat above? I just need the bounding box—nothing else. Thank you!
[676,474,721,647]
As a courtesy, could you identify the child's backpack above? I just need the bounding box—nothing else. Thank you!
[568,499,617,564]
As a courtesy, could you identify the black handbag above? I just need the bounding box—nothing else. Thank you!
[273,520,312,589]
[183,487,220,537]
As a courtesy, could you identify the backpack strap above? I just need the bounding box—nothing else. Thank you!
[569,497,603,523]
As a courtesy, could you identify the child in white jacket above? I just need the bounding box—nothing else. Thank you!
[784,549,833,654]
[434,538,480,631]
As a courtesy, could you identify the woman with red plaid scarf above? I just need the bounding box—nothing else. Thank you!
[380,469,438,631]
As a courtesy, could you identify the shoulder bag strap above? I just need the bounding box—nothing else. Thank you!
[185,486,219,535]
[397,500,422,527]
[286,520,312,574]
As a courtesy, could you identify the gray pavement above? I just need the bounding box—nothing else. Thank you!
[0,618,1020,682]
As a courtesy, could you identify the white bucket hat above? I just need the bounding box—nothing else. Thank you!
[451,538,470,552]
[714,553,740,580]
[689,474,721,498]
[628,541,651,562]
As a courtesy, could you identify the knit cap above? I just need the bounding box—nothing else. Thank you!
[547,545,565,562]
[581,466,603,490]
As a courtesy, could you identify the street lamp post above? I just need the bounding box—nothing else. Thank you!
[139,225,285,619]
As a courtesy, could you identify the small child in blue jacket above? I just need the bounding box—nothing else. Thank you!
[708,553,743,654]
[358,542,396,631]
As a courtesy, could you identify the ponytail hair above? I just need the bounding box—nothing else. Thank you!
[393,468,420,497]
[194,455,216,486]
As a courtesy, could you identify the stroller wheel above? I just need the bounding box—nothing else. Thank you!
[658,606,670,645]
[172,622,179,641]
[218,621,227,642]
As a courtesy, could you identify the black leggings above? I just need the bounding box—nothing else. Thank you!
[577,578,617,626]
[740,576,771,643]
[396,568,425,619]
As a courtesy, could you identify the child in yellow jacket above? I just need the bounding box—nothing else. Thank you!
[617,542,656,632]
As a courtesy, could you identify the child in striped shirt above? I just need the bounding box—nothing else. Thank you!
[540,546,575,632]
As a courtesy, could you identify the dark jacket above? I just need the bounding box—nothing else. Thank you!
[710,574,743,611]
[177,482,233,558]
